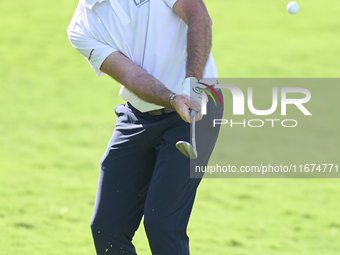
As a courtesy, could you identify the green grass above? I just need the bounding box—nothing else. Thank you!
[0,0,339,254]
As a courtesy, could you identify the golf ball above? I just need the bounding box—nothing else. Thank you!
[286,1,300,14]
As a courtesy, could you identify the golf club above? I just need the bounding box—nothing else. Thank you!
[176,110,198,159]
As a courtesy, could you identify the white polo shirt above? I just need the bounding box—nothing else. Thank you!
[67,0,218,112]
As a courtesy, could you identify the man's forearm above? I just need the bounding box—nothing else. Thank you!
[173,0,213,81]
[186,10,212,80]
[100,51,173,109]
[100,51,199,122]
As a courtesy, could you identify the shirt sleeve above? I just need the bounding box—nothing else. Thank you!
[67,12,117,76]
[162,0,177,8]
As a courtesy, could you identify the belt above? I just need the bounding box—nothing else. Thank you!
[148,108,175,116]
[126,102,175,116]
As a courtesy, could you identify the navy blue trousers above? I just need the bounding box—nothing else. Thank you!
[91,92,223,255]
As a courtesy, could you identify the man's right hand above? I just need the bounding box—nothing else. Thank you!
[172,94,202,123]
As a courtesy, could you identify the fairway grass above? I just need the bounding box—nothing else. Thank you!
[1,0,339,254]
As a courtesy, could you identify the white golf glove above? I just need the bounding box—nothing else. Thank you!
[180,77,208,115]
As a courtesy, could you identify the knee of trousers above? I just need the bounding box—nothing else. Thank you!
[143,214,188,241]
[90,213,139,241]
[90,214,121,236]
[90,217,111,236]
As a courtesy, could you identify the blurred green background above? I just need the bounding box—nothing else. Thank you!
[0,0,339,254]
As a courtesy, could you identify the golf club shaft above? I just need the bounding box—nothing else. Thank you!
[190,110,197,154]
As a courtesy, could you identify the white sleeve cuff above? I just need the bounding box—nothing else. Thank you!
[90,47,117,76]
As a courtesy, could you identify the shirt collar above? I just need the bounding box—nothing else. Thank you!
[83,0,107,10]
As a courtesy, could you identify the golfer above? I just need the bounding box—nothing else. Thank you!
[67,0,223,254]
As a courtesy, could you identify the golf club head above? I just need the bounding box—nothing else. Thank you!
[176,141,198,159]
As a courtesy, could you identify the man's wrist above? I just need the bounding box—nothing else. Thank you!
[169,92,176,109]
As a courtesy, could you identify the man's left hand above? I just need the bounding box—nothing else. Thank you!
[172,93,202,123]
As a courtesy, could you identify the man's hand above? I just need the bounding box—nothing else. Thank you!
[171,94,202,123]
